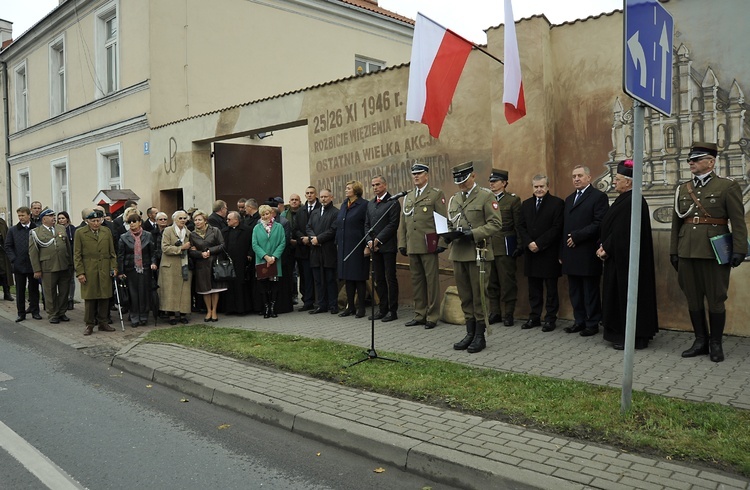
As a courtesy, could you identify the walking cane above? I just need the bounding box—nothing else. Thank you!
[112,275,125,332]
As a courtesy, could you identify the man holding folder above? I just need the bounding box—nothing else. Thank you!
[397,163,447,329]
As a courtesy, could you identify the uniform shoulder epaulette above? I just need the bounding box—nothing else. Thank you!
[510,193,517,197]
[432,187,441,192]
[479,186,492,193]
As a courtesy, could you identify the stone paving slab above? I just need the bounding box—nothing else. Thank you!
[4,298,750,488]
[112,342,749,490]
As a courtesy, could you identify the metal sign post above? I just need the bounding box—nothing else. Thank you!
[621,0,673,413]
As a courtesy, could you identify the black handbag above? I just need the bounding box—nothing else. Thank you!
[212,249,236,281]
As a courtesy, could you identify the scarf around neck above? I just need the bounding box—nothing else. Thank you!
[131,226,144,273]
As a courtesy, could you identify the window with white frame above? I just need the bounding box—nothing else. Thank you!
[51,158,69,212]
[14,61,28,130]
[18,170,31,208]
[355,56,384,76]
[97,143,122,190]
[50,37,66,116]
[96,2,119,97]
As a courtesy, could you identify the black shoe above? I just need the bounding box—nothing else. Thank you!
[541,322,556,332]
[309,307,327,314]
[169,318,178,325]
[368,311,385,321]
[487,313,502,325]
[49,317,60,324]
[355,310,366,318]
[404,319,425,327]
[380,312,397,322]
[67,300,74,310]
[15,315,25,322]
[521,319,541,329]
[59,315,70,322]
[298,304,314,312]
[25,306,32,314]
[338,309,354,317]
[329,307,339,314]
[3,294,14,301]
[503,315,515,327]
[613,343,624,350]
[424,321,437,329]
[292,298,299,305]
[32,312,43,320]
[564,323,586,334]
[580,326,599,337]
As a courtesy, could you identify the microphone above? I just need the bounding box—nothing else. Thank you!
[386,191,408,202]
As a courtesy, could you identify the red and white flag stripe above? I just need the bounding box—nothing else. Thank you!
[502,0,526,124]
[406,13,473,138]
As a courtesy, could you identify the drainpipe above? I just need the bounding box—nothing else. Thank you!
[1,60,11,219]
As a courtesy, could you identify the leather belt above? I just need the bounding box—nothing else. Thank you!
[684,217,728,225]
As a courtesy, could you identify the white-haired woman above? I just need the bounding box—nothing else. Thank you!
[159,210,192,325]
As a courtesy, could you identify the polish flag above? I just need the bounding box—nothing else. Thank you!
[406,13,473,138]
[502,0,526,124]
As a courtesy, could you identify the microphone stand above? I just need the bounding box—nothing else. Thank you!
[344,195,402,368]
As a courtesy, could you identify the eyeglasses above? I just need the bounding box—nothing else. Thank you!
[177,217,188,220]
[157,218,167,221]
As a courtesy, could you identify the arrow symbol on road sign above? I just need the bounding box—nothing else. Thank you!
[627,31,647,88]
[659,23,670,99]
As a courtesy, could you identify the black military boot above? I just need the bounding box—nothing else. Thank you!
[467,322,487,353]
[682,310,709,357]
[708,311,726,362]
[453,319,476,350]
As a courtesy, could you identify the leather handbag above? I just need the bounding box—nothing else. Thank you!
[212,249,236,281]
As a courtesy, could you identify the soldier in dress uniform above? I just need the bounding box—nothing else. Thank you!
[670,142,747,362]
[486,168,522,327]
[447,162,502,353]
[397,163,447,329]
[29,209,72,324]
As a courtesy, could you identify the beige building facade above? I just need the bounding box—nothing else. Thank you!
[0,0,413,218]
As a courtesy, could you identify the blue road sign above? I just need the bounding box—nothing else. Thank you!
[623,0,673,116]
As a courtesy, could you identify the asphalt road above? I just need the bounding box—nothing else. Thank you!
[0,322,457,489]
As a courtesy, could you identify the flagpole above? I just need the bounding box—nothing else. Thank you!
[421,13,504,66]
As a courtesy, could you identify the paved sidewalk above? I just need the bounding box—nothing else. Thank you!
[2,298,749,489]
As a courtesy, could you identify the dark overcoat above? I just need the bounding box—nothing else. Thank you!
[293,200,319,260]
[221,223,253,314]
[517,193,565,278]
[335,197,369,281]
[5,221,36,274]
[600,190,659,343]
[560,186,609,276]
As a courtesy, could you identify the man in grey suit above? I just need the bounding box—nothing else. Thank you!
[29,208,73,323]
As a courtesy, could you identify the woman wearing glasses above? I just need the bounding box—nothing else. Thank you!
[159,210,192,325]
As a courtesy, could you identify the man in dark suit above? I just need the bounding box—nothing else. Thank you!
[5,206,41,322]
[208,200,229,232]
[670,142,748,362]
[244,199,260,230]
[365,175,401,322]
[307,189,339,314]
[560,165,609,337]
[143,207,159,232]
[294,187,320,311]
[517,174,565,332]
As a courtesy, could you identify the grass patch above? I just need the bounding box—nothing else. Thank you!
[145,325,750,476]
